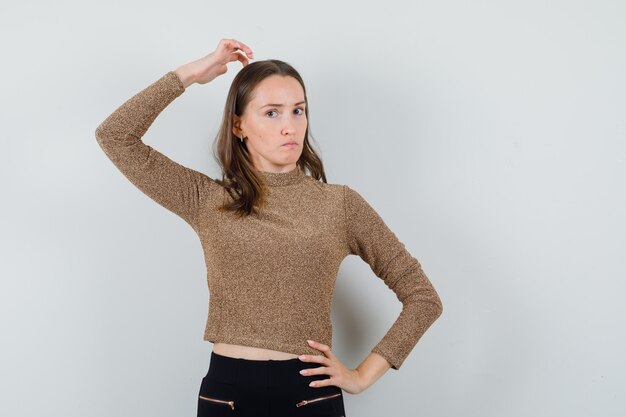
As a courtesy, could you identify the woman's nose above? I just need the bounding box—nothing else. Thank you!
[281,124,296,135]
[281,114,303,135]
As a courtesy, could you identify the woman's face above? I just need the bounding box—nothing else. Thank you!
[233,75,307,172]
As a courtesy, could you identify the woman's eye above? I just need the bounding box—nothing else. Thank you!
[266,108,305,117]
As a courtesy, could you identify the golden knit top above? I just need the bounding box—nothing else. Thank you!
[95,71,443,370]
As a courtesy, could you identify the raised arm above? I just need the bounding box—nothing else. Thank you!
[343,185,443,371]
[95,71,213,229]
[94,39,255,229]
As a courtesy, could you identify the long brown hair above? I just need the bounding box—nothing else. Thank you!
[211,59,327,217]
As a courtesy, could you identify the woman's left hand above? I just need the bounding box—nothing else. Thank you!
[298,339,366,395]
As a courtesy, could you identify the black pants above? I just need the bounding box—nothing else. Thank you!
[197,350,346,417]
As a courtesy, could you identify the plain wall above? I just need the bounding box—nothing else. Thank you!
[1,0,624,416]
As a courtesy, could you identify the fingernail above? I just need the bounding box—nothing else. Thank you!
[307,339,313,344]
[299,355,306,360]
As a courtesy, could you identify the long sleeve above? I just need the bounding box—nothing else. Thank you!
[343,185,443,370]
[95,71,215,229]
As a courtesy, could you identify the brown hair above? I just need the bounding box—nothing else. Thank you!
[211,59,327,217]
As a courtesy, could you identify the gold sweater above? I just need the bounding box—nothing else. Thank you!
[95,71,443,370]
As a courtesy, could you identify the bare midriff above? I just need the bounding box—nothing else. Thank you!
[213,343,301,360]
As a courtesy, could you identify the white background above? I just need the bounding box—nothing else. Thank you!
[1,1,624,416]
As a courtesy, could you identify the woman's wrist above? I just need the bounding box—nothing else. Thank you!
[355,352,392,391]
[174,64,197,88]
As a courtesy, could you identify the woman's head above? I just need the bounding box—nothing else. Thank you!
[213,59,326,216]
[233,72,306,170]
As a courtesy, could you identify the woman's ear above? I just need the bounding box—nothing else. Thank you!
[232,114,242,137]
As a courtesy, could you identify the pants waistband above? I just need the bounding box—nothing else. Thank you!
[207,350,324,387]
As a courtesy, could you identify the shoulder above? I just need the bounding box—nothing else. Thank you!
[301,175,349,198]
[301,178,375,217]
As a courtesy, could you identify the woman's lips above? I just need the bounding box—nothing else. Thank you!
[282,142,298,147]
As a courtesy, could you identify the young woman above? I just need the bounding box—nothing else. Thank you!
[95,38,443,417]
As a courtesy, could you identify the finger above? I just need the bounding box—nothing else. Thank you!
[219,38,236,50]
[221,39,243,54]
[231,39,254,58]
[223,51,248,68]
[299,354,329,365]
[227,51,246,64]
[299,365,329,377]
[309,377,334,388]
[308,340,336,360]
[223,38,249,54]
[232,51,249,66]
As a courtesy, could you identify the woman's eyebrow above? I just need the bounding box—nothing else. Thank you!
[259,100,306,109]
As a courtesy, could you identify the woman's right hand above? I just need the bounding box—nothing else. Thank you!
[174,38,254,87]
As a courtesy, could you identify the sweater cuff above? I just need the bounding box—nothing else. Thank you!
[166,70,186,93]
[371,345,401,371]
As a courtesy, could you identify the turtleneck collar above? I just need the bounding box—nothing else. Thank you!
[257,165,306,187]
